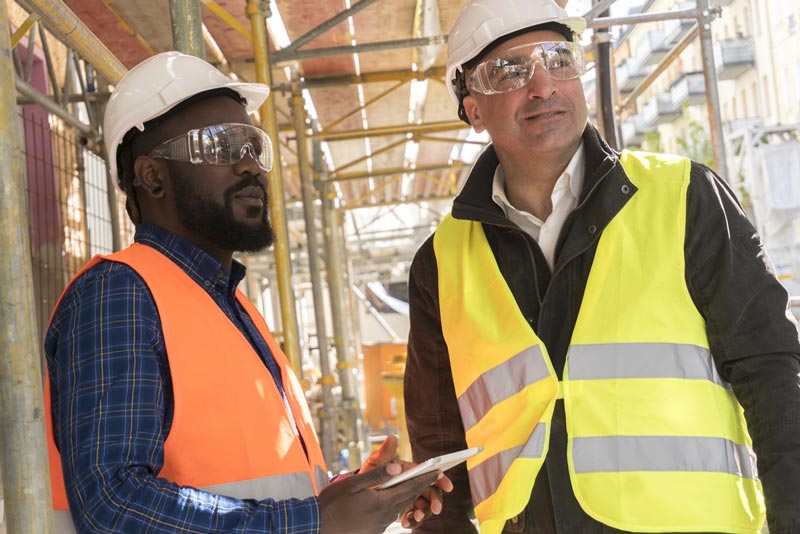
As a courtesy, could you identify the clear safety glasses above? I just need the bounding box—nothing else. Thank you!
[468,41,588,96]
[149,122,273,171]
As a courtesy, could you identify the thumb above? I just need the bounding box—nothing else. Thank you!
[369,435,398,467]
[344,464,398,491]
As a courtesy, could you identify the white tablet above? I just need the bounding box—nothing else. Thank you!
[375,446,483,489]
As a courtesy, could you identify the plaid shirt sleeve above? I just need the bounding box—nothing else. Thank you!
[44,261,321,533]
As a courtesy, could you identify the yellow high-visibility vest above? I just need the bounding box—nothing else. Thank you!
[434,215,560,534]
[434,150,764,534]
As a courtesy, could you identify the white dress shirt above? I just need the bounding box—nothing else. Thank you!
[491,143,585,271]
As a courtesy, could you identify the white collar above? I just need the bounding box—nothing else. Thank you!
[491,142,585,216]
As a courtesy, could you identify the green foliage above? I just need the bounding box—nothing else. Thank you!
[643,130,663,153]
[676,108,714,167]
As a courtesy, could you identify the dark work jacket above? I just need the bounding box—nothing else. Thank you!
[404,125,800,534]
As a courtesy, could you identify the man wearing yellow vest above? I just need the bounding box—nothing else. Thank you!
[44,51,451,533]
[404,1,800,533]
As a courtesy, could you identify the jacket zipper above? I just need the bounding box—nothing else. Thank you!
[551,160,617,279]
[521,232,544,306]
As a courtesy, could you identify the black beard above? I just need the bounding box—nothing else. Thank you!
[171,170,274,253]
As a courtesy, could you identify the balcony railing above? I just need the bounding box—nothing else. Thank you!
[664,3,694,43]
[643,93,680,126]
[670,71,706,108]
[621,114,649,146]
[616,57,646,92]
[714,37,755,80]
[635,29,669,67]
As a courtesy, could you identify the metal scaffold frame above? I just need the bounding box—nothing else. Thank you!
[0,0,739,526]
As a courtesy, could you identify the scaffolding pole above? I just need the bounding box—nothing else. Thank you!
[592,0,617,148]
[16,0,126,84]
[291,81,338,468]
[170,0,206,59]
[247,0,303,376]
[0,1,53,531]
[314,133,365,468]
[697,0,727,178]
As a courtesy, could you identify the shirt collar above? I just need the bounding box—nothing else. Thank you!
[491,141,586,215]
[134,224,247,295]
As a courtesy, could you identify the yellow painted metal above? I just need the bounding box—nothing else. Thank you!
[343,194,455,211]
[170,0,206,59]
[322,80,407,133]
[314,120,467,141]
[329,161,467,182]
[333,137,407,173]
[99,0,156,56]
[414,171,454,191]
[203,0,253,42]
[247,0,303,377]
[418,134,488,147]
[10,12,39,48]
[0,1,54,531]
[349,174,403,206]
[21,0,126,83]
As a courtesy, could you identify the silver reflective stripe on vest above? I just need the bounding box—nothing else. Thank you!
[315,465,330,492]
[457,346,550,432]
[203,471,316,501]
[469,422,547,506]
[573,435,758,479]
[568,343,729,388]
[54,510,76,534]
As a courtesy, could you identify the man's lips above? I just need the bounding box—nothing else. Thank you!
[523,110,566,120]
[232,185,266,204]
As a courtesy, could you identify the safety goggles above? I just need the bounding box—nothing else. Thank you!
[467,41,587,96]
[149,122,273,171]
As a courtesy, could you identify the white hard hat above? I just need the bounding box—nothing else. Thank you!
[104,51,271,191]
[445,0,586,106]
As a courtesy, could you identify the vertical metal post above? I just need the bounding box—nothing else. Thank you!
[592,0,617,149]
[697,0,727,179]
[247,0,303,376]
[316,146,365,467]
[170,0,206,59]
[105,167,123,251]
[291,81,338,467]
[0,1,54,531]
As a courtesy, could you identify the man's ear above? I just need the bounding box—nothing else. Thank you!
[133,155,167,198]
[462,95,486,133]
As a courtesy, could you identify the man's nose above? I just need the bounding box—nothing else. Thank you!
[234,144,265,176]
[525,63,557,99]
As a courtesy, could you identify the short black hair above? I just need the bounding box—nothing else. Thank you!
[116,88,246,223]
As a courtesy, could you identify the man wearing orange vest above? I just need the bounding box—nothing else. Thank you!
[44,51,451,533]
[404,1,800,533]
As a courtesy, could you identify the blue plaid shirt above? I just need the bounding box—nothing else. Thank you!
[44,224,321,533]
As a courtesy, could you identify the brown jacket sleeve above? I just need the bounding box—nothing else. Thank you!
[405,235,478,533]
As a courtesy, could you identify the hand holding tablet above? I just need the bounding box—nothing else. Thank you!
[375,446,483,489]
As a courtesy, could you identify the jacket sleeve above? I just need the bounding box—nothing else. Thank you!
[685,163,800,534]
[405,235,478,533]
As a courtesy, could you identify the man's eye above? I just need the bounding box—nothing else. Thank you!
[493,64,529,81]
[552,57,574,68]
[544,49,571,66]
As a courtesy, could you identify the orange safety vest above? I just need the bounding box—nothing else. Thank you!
[45,243,327,531]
